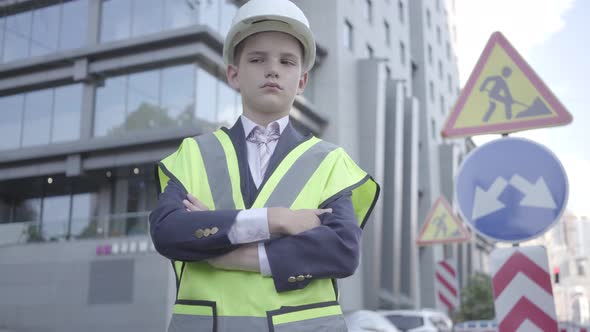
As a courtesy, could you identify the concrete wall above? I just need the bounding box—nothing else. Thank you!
[0,237,175,332]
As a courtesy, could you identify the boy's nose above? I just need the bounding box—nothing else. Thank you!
[265,70,279,78]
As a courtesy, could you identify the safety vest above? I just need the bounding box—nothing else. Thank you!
[156,128,379,332]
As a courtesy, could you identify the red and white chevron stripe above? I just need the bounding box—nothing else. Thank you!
[435,259,460,313]
[491,246,558,332]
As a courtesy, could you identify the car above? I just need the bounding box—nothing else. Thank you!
[345,310,402,332]
[378,309,453,332]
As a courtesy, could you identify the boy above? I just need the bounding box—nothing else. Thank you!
[149,1,379,331]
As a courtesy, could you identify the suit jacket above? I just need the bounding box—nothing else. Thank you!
[149,118,362,292]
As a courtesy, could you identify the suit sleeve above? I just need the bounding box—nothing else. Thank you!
[264,191,362,292]
[149,178,243,261]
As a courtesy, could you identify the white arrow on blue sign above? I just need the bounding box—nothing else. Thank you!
[455,137,568,243]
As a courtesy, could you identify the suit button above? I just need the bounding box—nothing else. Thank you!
[288,276,297,283]
[211,227,219,235]
[305,274,313,279]
[203,228,211,237]
[195,229,204,238]
[296,275,305,282]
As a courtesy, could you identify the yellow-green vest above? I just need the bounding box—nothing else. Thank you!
[156,129,379,332]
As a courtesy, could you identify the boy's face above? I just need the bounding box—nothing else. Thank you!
[226,31,308,117]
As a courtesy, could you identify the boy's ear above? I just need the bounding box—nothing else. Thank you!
[226,64,240,90]
[296,71,309,95]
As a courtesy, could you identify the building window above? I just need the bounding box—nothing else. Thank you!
[366,44,374,58]
[429,81,435,102]
[364,0,373,24]
[0,84,83,150]
[428,44,433,65]
[100,0,231,43]
[400,41,406,65]
[1,1,88,64]
[426,9,431,29]
[438,60,443,80]
[431,118,436,139]
[446,41,451,60]
[440,95,445,115]
[436,26,442,45]
[0,95,24,151]
[0,1,87,63]
[94,64,214,137]
[386,66,391,78]
[384,20,391,46]
[344,20,354,51]
[398,0,404,23]
[436,0,441,12]
[448,74,453,93]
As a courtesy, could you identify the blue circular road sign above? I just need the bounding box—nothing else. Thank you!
[455,137,568,243]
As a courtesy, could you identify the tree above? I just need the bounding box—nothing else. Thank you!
[454,272,495,322]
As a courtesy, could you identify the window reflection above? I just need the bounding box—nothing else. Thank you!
[4,12,32,62]
[95,76,127,137]
[22,89,53,147]
[14,198,41,223]
[1,1,88,64]
[132,0,164,37]
[42,195,71,240]
[162,65,195,126]
[165,0,199,30]
[60,0,89,51]
[100,0,132,43]
[99,0,236,43]
[199,0,220,32]
[126,70,161,131]
[195,67,218,124]
[71,193,99,238]
[0,95,24,151]
[30,5,60,57]
[53,85,82,143]
[0,198,10,223]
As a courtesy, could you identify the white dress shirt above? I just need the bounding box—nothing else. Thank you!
[227,114,290,276]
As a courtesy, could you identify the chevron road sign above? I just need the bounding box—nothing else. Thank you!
[455,137,568,242]
[491,246,558,331]
[435,259,460,313]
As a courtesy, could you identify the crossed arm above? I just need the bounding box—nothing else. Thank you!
[149,179,362,291]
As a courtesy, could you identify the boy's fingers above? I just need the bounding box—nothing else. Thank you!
[314,208,333,215]
[183,199,200,211]
[186,194,209,211]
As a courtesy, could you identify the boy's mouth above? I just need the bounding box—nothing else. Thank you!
[260,82,283,90]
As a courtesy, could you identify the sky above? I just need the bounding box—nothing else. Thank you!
[454,0,590,217]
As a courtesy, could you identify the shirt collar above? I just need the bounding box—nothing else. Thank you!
[241,114,289,138]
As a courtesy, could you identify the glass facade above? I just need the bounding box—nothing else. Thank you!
[0,164,157,241]
[100,0,236,43]
[94,64,241,137]
[0,84,83,151]
[0,0,88,64]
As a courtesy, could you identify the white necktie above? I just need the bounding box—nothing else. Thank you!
[246,123,280,180]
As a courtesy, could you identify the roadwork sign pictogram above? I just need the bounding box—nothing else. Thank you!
[442,32,572,138]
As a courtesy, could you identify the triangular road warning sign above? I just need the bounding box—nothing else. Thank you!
[416,196,471,246]
[442,31,572,138]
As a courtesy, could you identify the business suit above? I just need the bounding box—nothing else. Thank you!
[150,117,362,292]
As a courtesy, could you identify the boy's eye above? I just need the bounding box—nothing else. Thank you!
[281,59,296,65]
[249,58,263,63]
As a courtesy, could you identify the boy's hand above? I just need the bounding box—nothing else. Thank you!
[268,207,332,236]
[207,243,259,272]
[183,193,209,212]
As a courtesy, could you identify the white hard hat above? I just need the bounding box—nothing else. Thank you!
[223,0,316,72]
